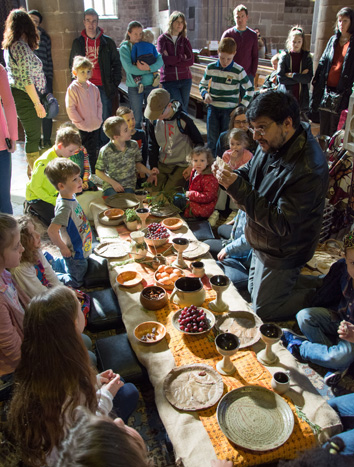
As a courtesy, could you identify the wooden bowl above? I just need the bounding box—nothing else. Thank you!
[134,321,166,344]
[104,208,125,220]
[161,217,183,231]
[140,286,168,310]
[154,266,185,291]
[116,270,143,287]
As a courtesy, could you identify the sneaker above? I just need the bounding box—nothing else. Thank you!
[138,83,144,94]
[152,73,160,87]
[208,210,220,227]
[324,368,348,387]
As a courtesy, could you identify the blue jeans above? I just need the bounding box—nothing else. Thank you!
[162,79,192,114]
[128,85,154,129]
[49,255,88,288]
[112,379,139,423]
[326,394,354,455]
[103,187,135,196]
[297,307,354,371]
[98,86,113,146]
[0,149,13,214]
[207,106,233,156]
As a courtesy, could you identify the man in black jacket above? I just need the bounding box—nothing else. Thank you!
[213,91,329,321]
[69,8,121,145]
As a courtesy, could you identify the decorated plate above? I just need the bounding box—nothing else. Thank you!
[215,311,262,349]
[105,193,139,209]
[163,364,224,411]
[94,241,130,259]
[182,240,210,259]
[217,386,294,451]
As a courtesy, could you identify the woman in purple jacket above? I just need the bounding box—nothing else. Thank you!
[157,11,194,113]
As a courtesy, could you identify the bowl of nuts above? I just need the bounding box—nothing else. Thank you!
[134,321,166,344]
[143,223,170,248]
[140,285,168,310]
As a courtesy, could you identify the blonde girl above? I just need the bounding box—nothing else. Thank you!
[222,128,253,170]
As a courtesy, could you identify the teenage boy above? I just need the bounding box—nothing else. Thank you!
[221,4,258,86]
[45,158,92,288]
[145,88,204,192]
[95,116,158,196]
[199,37,254,155]
[25,126,82,226]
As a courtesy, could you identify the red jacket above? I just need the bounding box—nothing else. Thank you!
[157,33,194,82]
[184,169,219,218]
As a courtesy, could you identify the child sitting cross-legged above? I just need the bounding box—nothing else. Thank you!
[173,146,219,219]
[282,230,354,387]
[44,158,92,288]
[95,116,158,196]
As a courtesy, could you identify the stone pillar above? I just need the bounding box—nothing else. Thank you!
[312,0,344,71]
[27,0,85,132]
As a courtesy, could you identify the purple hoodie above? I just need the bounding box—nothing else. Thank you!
[157,33,194,82]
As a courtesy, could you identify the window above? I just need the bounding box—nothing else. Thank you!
[84,0,117,18]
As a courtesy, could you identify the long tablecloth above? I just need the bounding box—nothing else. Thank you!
[90,200,342,466]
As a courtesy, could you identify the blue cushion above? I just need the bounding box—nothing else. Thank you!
[87,288,124,333]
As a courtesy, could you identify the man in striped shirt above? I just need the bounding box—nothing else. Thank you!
[199,37,254,155]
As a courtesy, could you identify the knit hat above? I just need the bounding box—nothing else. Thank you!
[144,88,170,121]
[28,10,43,24]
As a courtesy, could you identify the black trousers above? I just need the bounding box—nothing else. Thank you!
[79,129,99,173]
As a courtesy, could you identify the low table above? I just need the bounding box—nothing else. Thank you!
[90,199,341,466]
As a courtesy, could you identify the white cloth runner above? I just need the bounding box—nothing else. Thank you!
[90,200,342,466]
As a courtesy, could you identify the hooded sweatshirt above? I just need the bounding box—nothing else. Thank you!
[81,28,103,86]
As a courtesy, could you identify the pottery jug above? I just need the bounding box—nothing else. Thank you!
[170,277,206,307]
[130,231,147,260]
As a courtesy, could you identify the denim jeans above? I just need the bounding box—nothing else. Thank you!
[98,86,112,146]
[128,85,154,129]
[0,149,13,214]
[49,255,88,288]
[112,379,139,423]
[103,187,135,196]
[296,307,354,371]
[162,79,192,113]
[207,106,233,156]
[326,394,354,455]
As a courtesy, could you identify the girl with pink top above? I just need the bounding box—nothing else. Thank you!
[0,214,29,378]
[0,65,18,214]
[222,128,253,171]
[65,56,102,173]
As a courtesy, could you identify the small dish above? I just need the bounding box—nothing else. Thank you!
[172,306,215,335]
[134,321,166,344]
[104,208,124,220]
[116,270,143,287]
[154,266,185,291]
[140,286,168,310]
[161,217,183,231]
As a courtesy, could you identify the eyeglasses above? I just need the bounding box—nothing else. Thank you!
[234,119,248,126]
[249,121,274,136]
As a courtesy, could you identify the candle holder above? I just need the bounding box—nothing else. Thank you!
[257,323,283,365]
[172,237,190,269]
[136,207,150,230]
[135,189,148,209]
[215,332,240,375]
[209,275,230,312]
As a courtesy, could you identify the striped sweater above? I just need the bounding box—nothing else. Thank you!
[199,60,254,108]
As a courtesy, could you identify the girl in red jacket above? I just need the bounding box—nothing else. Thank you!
[174,146,219,218]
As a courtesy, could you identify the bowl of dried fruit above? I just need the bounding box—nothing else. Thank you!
[134,321,166,344]
[143,223,170,248]
[154,264,185,291]
[172,306,215,335]
[140,285,168,310]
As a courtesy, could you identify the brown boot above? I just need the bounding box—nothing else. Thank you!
[26,151,40,179]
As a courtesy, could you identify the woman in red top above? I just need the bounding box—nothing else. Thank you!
[311,7,354,136]
[157,11,194,113]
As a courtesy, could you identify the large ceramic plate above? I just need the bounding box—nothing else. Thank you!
[163,364,224,411]
[98,210,125,226]
[149,204,179,218]
[215,311,263,349]
[105,193,139,209]
[217,386,294,451]
[182,240,210,259]
[172,307,215,335]
[94,241,130,259]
